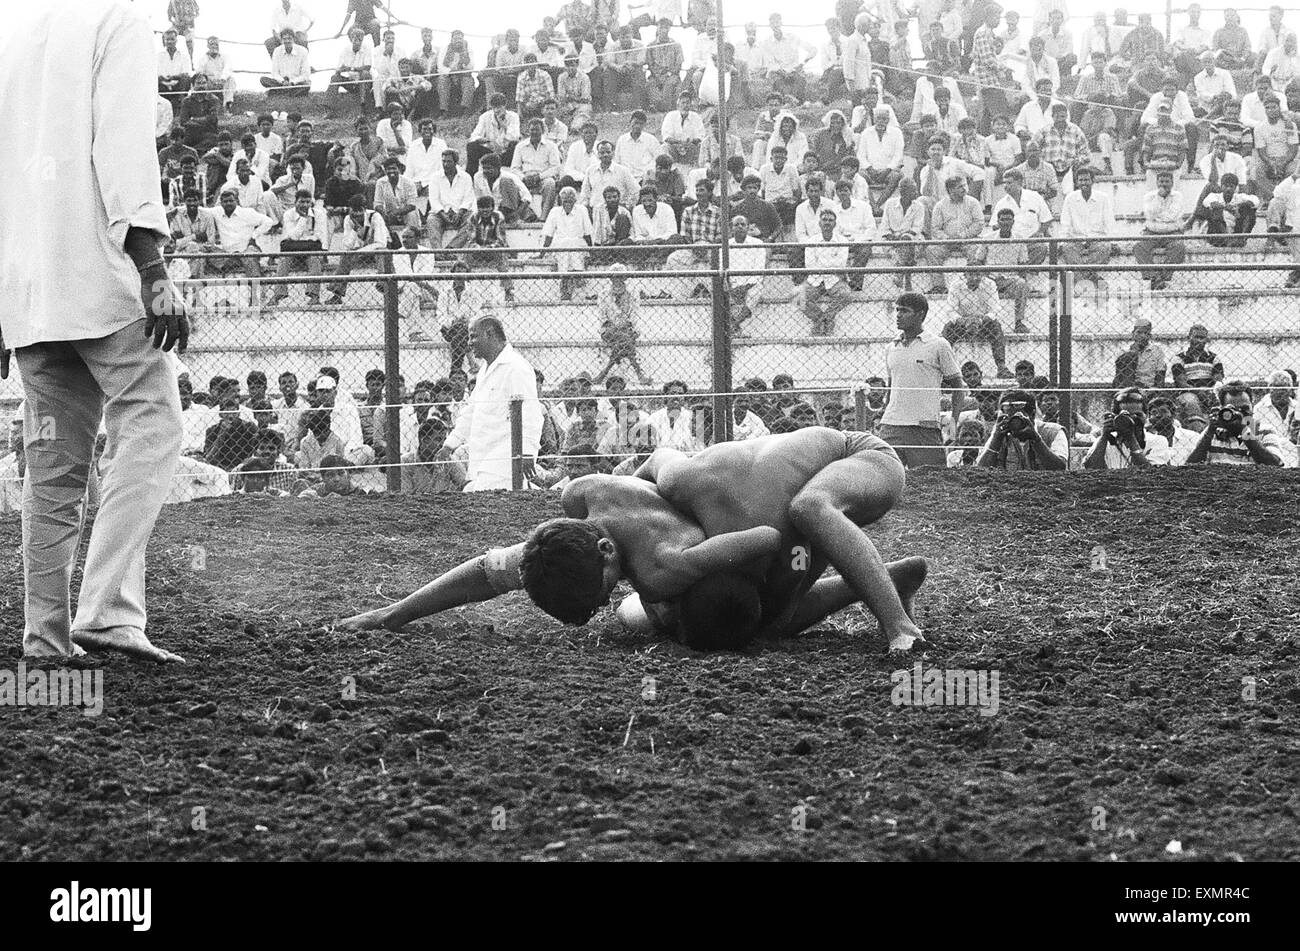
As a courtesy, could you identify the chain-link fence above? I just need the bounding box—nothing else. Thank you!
[2,229,1299,509]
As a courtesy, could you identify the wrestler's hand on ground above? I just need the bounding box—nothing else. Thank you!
[141,271,191,354]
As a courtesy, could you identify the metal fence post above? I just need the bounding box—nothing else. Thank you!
[1059,269,1074,432]
[510,397,524,491]
[711,252,734,443]
[381,251,402,493]
[854,387,867,432]
[1047,238,1059,385]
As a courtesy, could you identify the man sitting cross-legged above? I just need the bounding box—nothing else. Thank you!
[339,427,929,652]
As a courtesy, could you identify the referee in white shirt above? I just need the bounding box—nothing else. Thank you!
[879,293,969,467]
[0,0,189,663]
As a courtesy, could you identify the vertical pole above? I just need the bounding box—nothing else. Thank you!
[854,387,867,432]
[711,0,734,443]
[1164,0,1173,42]
[1047,239,1058,384]
[510,397,524,491]
[381,251,402,494]
[1058,270,1074,434]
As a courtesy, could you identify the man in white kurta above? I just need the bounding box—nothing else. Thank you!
[0,0,187,662]
[439,317,543,491]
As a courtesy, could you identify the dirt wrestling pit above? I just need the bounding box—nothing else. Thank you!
[0,467,1297,861]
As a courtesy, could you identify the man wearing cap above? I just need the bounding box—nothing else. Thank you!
[1,0,189,663]
[1112,318,1167,389]
[1135,169,1189,290]
[1140,99,1186,187]
[435,315,543,491]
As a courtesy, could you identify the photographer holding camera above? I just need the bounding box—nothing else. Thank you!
[1185,380,1285,466]
[1083,387,1171,469]
[975,389,1068,470]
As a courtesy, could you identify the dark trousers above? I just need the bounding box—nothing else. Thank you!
[465,140,518,177]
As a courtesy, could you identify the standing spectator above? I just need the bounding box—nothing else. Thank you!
[438,30,476,119]
[262,29,311,97]
[945,271,1013,378]
[1112,318,1168,389]
[1135,170,1189,290]
[335,0,387,47]
[167,0,200,58]
[802,208,851,336]
[0,0,192,662]
[1059,166,1115,297]
[157,29,193,104]
[880,293,969,467]
[437,316,542,490]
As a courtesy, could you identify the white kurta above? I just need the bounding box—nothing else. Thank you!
[445,344,544,491]
[542,204,593,272]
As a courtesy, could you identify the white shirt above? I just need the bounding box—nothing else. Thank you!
[157,45,193,78]
[212,206,274,253]
[803,236,848,287]
[1140,91,1195,126]
[1014,97,1066,137]
[646,407,694,450]
[226,148,272,185]
[280,206,329,245]
[563,138,599,180]
[882,332,962,428]
[0,0,171,349]
[428,168,475,215]
[993,189,1053,238]
[631,202,678,241]
[269,44,311,85]
[857,124,905,171]
[406,136,448,188]
[1191,68,1236,107]
[199,52,233,85]
[1197,150,1248,183]
[661,109,707,143]
[728,239,767,282]
[377,119,415,153]
[271,2,313,36]
[1240,91,1272,128]
[337,45,373,71]
[445,344,543,490]
[615,131,662,178]
[831,199,876,241]
[512,139,563,180]
[1060,187,1115,238]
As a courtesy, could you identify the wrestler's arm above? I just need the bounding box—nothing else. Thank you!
[675,526,783,582]
[337,544,524,630]
[632,447,688,483]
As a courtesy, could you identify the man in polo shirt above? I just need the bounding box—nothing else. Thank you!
[1185,381,1285,466]
[1112,318,1167,389]
[1170,323,1224,392]
[1135,169,1189,290]
[880,293,969,467]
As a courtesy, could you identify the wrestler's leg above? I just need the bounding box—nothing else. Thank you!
[766,556,928,639]
[786,450,925,651]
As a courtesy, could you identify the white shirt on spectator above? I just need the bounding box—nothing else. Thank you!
[1197,150,1248,182]
[377,118,414,153]
[993,189,1053,237]
[280,205,329,245]
[406,136,448,188]
[615,131,662,178]
[226,149,273,185]
[881,332,961,429]
[631,201,678,241]
[857,124,905,171]
[1140,91,1195,126]
[1060,187,1115,237]
[803,236,848,288]
[1,2,171,348]
[269,44,311,85]
[661,109,707,144]
[1192,68,1236,107]
[271,3,314,36]
[212,205,274,253]
[428,168,476,215]
[158,45,193,78]
[444,343,543,490]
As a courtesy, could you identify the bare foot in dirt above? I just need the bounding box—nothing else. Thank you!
[72,627,185,663]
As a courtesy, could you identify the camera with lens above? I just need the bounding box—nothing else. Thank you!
[1212,405,1246,436]
[1111,409,1143,439]
[998,401,1035,440]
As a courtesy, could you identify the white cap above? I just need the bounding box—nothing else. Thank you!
[315,376,336,390]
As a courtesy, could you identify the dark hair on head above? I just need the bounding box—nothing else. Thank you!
[247,370,267,386]
[1221,172,1239,188]
[1014,359,1035,372]
[489,92,507,107]
[257,428,284,451]
[479,152,501,168]
[998,388,1038,417]
[365,369,386,384]
[1113,386,1147,411]
[520,518,610,624]
[662,379,687,394]
[348,194,368,211]
[895,292,929,317]
[302,409,330,435]
[678,572,763,650]
[741,173,763,187]
[1148,395,1175,412]
[1218,378,1254,405]
[319,455,349,470]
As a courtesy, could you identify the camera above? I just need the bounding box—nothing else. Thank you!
[998,401,1035,440]
[1212,406,1246,436]
[1112,410,1143,438]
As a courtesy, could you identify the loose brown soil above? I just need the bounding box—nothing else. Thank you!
[1,467,1297,861]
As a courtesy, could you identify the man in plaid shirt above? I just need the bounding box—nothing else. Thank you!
[515,54,556,120]
[680,179,722,243]
[1075,51,1124,174]
[1035,103,1090,191]
[971,7,1010,135]
[1012,141,1059,203]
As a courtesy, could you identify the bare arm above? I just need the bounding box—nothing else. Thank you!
[676,527,783,583]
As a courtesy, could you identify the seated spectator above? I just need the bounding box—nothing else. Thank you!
[765,112,809,174]
[1185,381,1286,466]
[159,126,200,193]
[727,214,766,336]
[616,110,662,180]
[284,121,337,195]
[1171,323,1225,392]
[208,187,274,299]
[1034,103,1089,194]
[384,58,434,118]
[1239,73,1275,128]
[830,177,873,291]
[322,154,367,236]
[581,140,640,209]
[1083,387,1172,468]
[1014,79,1063,145]
[270,189,328,305]
[1112,318,1168,389]
[467,93,522,177]
[606,24,650,111]
[732,174,780,241]
[984,209,1031,334]
[168,187,215,290]
[945,271,1013,379]
[648,153,689,223]
[467,195,515,300]
[975,389,1068,470]
[227,158,276,219]
[200,132,235,204]
[403,118,448,200]
[660,90,707,167]
[177,77,220,148]
[427,149,475,249]
[947,419,988,467]
[226,133,272,188]
[591,185,634,254]
[268,154,316,215]
[474,153,535,224]
[801,207,851,336]
[262,29,311,96]
[647,380,694,448]
[924,174,985,295]
[916,136,982,208]
[376,102,414,160]
[157,28,193,103]
[1262,32,1300,97]
[1059,166,1114,295]
[1254,370,1299,467]
[539,98,569,152]
[880,177,926,281]
[402,417,468,494]
[542,186,594,301]
[1135,169,1190,290]
[233,429,298,494]
[312,456,373,496]
[166,153,204,209]
[325,195,391,304]
[1269,165,1300,286]
[559,121,600,193]
[1146,395,1202,466]
[314,371,373,467]
[557,56,594,130]
[811,109,856,175]
[512,119,562,220]
[332,27,374,106]
[204,397,263,471]
[373,156,421,234]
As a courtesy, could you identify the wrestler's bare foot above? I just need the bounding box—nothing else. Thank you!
[72,627,185,664]
[892,556,929,623]
[337,607,405,632]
